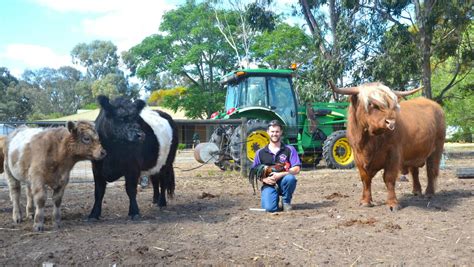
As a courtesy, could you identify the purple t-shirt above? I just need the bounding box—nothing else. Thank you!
[252,143,301,168]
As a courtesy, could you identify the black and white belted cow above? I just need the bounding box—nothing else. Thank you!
[88,96,178,220]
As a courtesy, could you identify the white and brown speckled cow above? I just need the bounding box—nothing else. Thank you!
[1,121,106,231]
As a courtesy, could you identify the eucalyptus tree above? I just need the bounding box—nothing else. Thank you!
[71,40,119,80]
[213,0,279,67]
[71,40,139,100]
[123,0,238,119]
[297,0,378,101]
[21,67,92,118]
[0,67,31,121]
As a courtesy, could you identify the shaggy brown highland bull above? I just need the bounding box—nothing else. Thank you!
[329,81,446,210]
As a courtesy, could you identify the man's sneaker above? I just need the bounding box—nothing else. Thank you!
[283,203,292,212]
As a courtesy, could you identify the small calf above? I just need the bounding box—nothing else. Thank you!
[1,121,106,231]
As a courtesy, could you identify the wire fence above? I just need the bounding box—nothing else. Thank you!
[0,118,345,187]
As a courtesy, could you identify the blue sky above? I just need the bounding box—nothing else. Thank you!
[0,0,179,77]
[0,0,296,78]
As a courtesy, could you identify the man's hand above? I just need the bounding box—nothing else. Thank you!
[270,171,286,181]
[262,176,277,185]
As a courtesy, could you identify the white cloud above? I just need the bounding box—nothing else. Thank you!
[34,0,133,13]
[0,44,81,74]
[35,0,175,52]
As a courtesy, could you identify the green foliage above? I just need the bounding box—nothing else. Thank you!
[81,102,98,110]
[124,1,236,118]
[0,67,28,121]
[0,67,18,90]
[161,85,225,119]
[245,1,278,31]
[361,24,420,89]
[20,67,93,117]
[252,23,313,69]
[178,143,187,150]
[71,40,119,80]
[0,83,32,121]
[91,73,139,99]
[432,58,473,142]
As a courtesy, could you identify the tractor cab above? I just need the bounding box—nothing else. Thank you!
[219,69,299,139]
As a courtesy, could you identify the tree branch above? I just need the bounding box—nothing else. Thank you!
[435,64,472,103]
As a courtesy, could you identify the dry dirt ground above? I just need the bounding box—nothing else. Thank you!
[0,149,472,266]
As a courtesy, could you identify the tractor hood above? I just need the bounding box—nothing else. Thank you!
[218,107,286,124]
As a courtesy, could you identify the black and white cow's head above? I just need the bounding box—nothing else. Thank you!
[97,95,147,143]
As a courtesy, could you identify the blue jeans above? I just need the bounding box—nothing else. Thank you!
[261,174,297,212]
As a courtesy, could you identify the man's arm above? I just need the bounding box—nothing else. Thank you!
[266,145,301,182]
[269,165,300,182]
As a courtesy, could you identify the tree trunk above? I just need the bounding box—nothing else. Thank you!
[414,0,435,99]
[299,0,330,59]
[420,29,433,99]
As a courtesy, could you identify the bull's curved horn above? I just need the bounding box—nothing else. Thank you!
[328,80,360,95]
[393,86,423,97]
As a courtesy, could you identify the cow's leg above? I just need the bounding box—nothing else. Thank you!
[383,168,400,211]
[26,184,35,220]
[150,173,160,205]
[88,163,107,220]
[158,170,167,207]
[52,184,67,230]
[410,167,422,196]
[358,167,374,207]
[425,147,442,197]
[31,182,47,232]
[125,174,140,219]
[159,165,176,208]
[7,174,22,224]
[399,166,409,182]
[158,168,169,208]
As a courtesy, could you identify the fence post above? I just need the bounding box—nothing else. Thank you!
[240,117,248,178]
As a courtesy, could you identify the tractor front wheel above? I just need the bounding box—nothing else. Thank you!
[229,119,270,170]
[322,130,355,169]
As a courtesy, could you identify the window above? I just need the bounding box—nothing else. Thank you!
[268,77,297,128]
[225,83,239,111]
[245,77,267,107]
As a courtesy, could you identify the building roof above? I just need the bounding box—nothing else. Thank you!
[46,106,189,122]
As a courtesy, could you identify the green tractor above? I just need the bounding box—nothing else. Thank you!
[195,68,354,170]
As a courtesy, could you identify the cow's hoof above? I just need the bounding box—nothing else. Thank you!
[87,217,100,222]
[33,223,44,232]
[12,213,22,224]
[130,214,141,220]
[388,204,401,211]
[360,202,374,207]
[412,190,422,196]
[425,192,434,198]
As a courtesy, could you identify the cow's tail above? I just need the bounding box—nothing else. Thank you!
[0,135,6,173]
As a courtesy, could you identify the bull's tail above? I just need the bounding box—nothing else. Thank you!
[0,135,5,173]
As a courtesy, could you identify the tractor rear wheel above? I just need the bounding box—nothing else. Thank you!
[322,130,355,169]
[229,119,269,170]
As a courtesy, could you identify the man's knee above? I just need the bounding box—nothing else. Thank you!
[282,174,297,185]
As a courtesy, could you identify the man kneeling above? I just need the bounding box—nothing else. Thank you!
[251,120,301,212]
